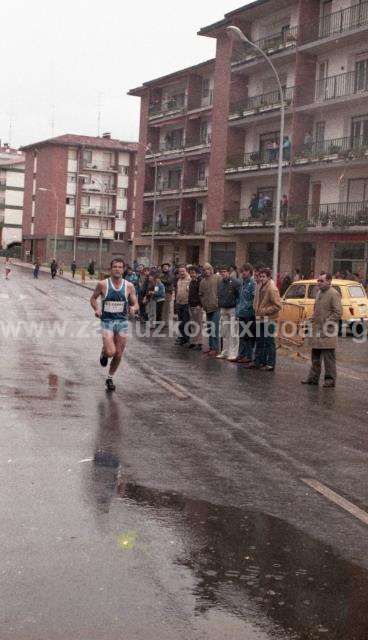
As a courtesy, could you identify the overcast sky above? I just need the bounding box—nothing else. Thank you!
[0,0,249,148]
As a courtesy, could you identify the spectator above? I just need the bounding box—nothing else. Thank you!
[71,259,77,278]
[217,266,240,361]
[33,258,40,279]
[87,260,95,279]
[252,267,282,371]
[175,265,191,345]
[281,194,289,226]
[138,266,150,321]
[125,265,139,288]
[280,273,292,296]
[293,268,301,282]
[160,262,175,326]
[249,193,259,219]
[304,131,314,153]
[50,259,58,279]
[188,267,203,351]
[199,263,220,356]
[236,263,256,364]
[283,136,291,161]
[58,261,64,276]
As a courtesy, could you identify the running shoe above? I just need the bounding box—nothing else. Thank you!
[100,351,108,367]
[105,378,116,392]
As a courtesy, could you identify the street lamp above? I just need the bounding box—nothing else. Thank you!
[227,26,285,282]
[146,144,158,267]
[78,173,109,275]
[38,187,59,261]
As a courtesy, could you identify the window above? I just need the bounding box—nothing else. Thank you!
[351,115,368,146]
[284,284,306,299]
[83,150,92,164]
[80,218,89,228]
[202,78,210,98]
[308,284,342,299]
[67,173,77,183]
[210,242,236,268]
[56,239,73,251]
[65,218,74,228]
[197,161,206,181]
[123,166,129,175]
[66,196,75,205]
[249,242,274,268]
[68,148,77,160]
[348,285,366,298]
[117,187,128,197]
[355,59,368,92]
[200,120,208,144]
[348,178,368,202]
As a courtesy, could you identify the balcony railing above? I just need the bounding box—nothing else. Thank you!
[142,219,205,235]
[183,177,208,190]
[223,208,276,227]
[186,134,212,148]
[315,69,368,103]
[80,207,115,217]
[293,136,368,164]
[227,146,291,171]
[230,87,294,118]
[147,140,185,155]
[292,201,368,228]
[82,162,116,172]
[232,25,298,65]
[149,94,186,117]
[156,178,181,191]
[301,0,368,43]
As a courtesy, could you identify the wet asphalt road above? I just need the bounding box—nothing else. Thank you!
[1,265,368,640]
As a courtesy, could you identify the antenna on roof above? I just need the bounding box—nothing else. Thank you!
[97,92,102,137]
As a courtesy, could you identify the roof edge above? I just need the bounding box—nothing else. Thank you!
[128,58,216,96]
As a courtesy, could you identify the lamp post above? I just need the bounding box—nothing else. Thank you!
[78,174,111,275]
[227,26,285,281]
[146,145,158,267]
[38,187,59,261]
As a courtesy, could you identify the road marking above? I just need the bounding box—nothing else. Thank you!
[302,478,368,526]
[129,359,189,400]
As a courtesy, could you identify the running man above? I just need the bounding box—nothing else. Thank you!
[90,258,139,392]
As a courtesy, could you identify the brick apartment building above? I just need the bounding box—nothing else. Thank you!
[21,134,138,267]
[130,0,368,280]
[0,145,25,253]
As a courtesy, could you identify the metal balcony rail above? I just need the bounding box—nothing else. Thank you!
[156,178,181,191]
[232,25,298,65]
[301,0,368,43]
[315,69,368,102]
[80,207,115,217]
[82,161,116,171]
[223,208,276,226]
[230,86,294,117]
[149,94,186,117]
[291,201,368,227]
[142,220,180,233]
[228,145,291,169]
[294,135,368,162]
[186,133,212,148]
[183,177,208,189]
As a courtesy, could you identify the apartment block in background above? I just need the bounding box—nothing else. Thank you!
[0,145,25,254]
[20,133,137,267]
[130,0,368,280]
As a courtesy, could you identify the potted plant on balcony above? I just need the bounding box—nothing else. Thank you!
[250,151,260,165]
[332,213,348,229]
[356,207,368,225]
[319,211,330,226]
[288,214,308,233]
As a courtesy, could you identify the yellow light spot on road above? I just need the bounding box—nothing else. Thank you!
[117,532,137,551]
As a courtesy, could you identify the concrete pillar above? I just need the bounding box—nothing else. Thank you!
[279,237,296,276]
[315,239,333,274]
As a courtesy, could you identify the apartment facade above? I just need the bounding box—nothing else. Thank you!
[21,134,137,267]
[130,0,368,279]
[0,146,25,253]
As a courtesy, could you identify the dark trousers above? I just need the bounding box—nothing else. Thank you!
[309,349,337,382]
[177,304,190,343]
[254,321,277,368]
[156,301,164,323]
[206,310,220,352]
[238,319,256,360]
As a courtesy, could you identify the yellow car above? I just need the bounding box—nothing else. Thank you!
[280,279,368,333]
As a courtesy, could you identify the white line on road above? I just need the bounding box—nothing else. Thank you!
[302,478,368,526]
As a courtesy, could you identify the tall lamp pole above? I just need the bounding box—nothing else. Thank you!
[146,145,158,267]
[227,26,285,281]
[38,187,59,261]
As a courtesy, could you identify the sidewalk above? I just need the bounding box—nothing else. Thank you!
[12,260,99,291]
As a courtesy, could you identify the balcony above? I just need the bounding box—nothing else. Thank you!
[183,177,208,193]
[82,162,116,172]
[222,208,276,229]
[314,69,368,105]
[293,136,368,166]
[293,201,368,228]
[232,26,298,67]
[227,147,291,174]
[79,228,114,239]
[185,133,212,151]
[230,87,294,121]
[80,207,116,217]
[146,140,185,157]
[141,220,205,236]
[82,183,116,194]
[156,178,181,193]
[149,94,186,120]
[301,1,368,45]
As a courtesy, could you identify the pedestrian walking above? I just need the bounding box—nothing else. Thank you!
[33,257,41,279]
[199,263,220,356]
[50,259,58,279]
[71,260,77,278]
[88,260,95,279]
[236,263,256,364]
[175,265,191,345]
[252,268,282,371]
[59,261,64,276]
[302,273,342,388]
[5,257,11,280]
[188,267,203,351]
[217,266,240,361]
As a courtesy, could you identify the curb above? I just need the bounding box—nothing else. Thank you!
[13,261,96,291]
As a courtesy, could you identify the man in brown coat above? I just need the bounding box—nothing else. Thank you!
[251,267,282,370]
[302,272,342,388]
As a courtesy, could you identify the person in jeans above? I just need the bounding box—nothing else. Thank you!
[252,267,282,370]
[160,263,174,326]
[217,266,240,361]
[199,263,220,356]
[175,265,191,345]
[236,263,256,364]
[188,267,203,351]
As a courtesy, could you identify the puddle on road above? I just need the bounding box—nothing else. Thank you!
[85,396,368,639]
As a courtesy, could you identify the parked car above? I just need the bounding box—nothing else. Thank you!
[279,279,368,334]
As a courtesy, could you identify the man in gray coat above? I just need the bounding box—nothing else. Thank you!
[302,273,342,388]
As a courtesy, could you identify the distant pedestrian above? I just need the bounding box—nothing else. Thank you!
[71,260,77,278]
[33,258,41,279]
[59,261,64,276]
[175,265,191,345]
[50,259,58,279]
[302,273,342,388]
[188,267,203,351]
[5,257,11,280]
[87,260,95,279]
[160,263,174,326]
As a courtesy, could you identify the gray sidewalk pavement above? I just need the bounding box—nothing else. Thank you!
[11,259,99,290]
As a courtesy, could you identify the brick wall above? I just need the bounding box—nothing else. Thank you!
[33,145,68,236]
[22,150,34,236]
[134,92,150,238]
